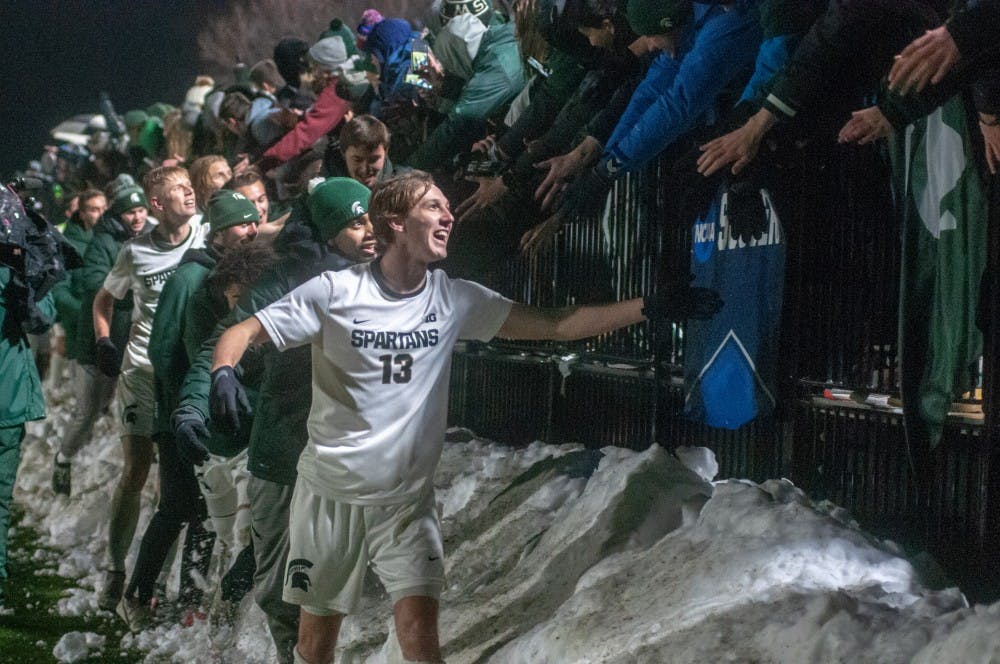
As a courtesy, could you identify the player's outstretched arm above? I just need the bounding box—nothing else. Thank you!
[495,284,724,342]
[497,301,645,342]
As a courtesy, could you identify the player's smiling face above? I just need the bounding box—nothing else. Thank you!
[400,185,453,263]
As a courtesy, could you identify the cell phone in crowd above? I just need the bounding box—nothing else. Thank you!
[526,56,551,78]
[411,36,430,71]
[404,73,434,90]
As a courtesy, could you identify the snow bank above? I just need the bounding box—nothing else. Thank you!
[13,372,1000,663]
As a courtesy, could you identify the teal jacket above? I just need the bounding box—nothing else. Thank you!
[0,266,55,427]
[407,15,527,170]
[51,219,93,360]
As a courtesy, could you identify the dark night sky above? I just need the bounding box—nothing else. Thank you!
[0,0,225,178]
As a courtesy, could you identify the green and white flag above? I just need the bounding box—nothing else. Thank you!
[891,95,987,456]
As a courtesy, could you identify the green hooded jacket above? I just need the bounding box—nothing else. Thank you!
[407,14,527,170]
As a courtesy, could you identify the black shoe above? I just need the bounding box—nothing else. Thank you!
[52,456,71,496]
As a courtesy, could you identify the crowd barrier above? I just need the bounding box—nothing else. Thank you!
[446,137,1000,601]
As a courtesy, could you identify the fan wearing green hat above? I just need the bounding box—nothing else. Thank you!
[115,189,260,629]
[168,177,375,661]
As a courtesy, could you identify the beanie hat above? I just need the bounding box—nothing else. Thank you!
[440,0,493,26]
[320,18,359,57]
[274,37,310,87]
[206,189,259,235]
[123,110,149,129]
[357,9,385,36]
[309,36,350,72]
[307,177,371,240]
[144,102,175,119]
[626,0,692,36]
[110,175,149,216]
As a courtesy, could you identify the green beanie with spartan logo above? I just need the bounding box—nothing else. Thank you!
[440,0,493,27]
[308,177,371,240]
[109,177,149,216]
[206,189,260,235]
[626,0,692,36]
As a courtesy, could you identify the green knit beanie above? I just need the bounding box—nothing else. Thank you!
[123,110,149,130]
[308,177,371,240]
[206,189,260,235]
[626,0,692,36]
[110,185,148,216]
[320,18,360,57]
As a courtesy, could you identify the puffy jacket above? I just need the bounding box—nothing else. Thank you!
[603,1,763,175]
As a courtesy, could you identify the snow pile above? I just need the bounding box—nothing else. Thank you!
[52,631,105,662]
[12,373,1000,662]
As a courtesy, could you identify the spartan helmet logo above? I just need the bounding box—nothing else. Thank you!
[232,192,247,201]
[129,192,141,204]
[286,558,314,592]
[351,201,365,217]
[660,17,673,28]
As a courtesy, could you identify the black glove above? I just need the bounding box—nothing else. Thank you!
[209,366,251,434]
[95,336,121,377]
[643,278,724,323]
[173,406,211,466]
[725,179,768,243]
[556,160,615,219]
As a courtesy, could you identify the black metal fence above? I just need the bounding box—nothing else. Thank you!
[446,134,999,600]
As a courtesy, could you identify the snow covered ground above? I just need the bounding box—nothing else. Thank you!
[13,370,1000,663]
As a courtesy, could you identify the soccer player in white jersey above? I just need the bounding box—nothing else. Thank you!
[92,165,208,611]
[211,171,721,664]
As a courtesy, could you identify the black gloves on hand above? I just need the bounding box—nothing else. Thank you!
[209,366,251,434]
[173,406,211,466]
[95,336,121,377]
[643,278,724,323]
[725,179,768,243]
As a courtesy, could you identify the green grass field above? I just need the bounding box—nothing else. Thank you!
[0,509,143,664]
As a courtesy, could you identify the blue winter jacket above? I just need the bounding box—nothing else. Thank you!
[602,1,763,174]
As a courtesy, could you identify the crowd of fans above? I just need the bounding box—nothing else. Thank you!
[1,0,998,662]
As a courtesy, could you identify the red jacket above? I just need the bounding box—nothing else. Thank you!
[262,82,349,166]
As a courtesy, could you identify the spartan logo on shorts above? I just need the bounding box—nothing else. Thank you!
[123,404,138,425]
[286,558,314,592]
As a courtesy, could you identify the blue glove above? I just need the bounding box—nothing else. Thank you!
[209,366,252,434]
[95,336,121,377]
[172,406,211,466]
